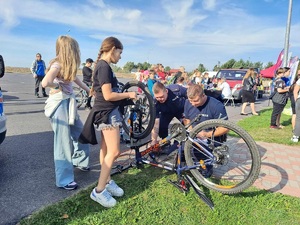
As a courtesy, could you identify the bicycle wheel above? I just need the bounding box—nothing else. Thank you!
[184,119,261,194]
[73,86,84,108]
[121,81,155,139]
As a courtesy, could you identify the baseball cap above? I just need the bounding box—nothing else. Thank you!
[86,58,94,63]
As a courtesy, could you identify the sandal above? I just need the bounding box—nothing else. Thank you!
[240,113,248,115]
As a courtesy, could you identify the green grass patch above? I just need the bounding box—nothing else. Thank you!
[20,166,300,225]
[237,105,299,145]
[20,105,300,225]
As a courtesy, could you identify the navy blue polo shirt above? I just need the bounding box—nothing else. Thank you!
[184,96,228,127]
[155,88,185,119]
[166,84,187,98]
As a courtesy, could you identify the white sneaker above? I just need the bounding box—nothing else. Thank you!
[106,180,124,197]
[291,135,299,143]
[90,188,117,208]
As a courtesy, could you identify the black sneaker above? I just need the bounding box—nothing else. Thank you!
[43,94,49,97]
[61,181,78,190]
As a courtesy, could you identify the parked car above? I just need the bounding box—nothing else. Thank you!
[0,89,6,145]
[0,55,6,145]
[215,69,248,101]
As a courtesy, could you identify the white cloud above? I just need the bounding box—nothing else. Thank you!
[0,0,299,70]
[202,0,216,10]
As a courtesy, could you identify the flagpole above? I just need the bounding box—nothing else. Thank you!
[283,0,293,67]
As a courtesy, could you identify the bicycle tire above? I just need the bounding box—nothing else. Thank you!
[73,86,84,108]
[184,119,261,194]
[121,81,155,139]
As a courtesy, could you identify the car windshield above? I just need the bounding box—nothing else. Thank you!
[216,70,247,80]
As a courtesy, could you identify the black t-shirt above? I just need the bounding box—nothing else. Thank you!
[93,60,120,110]
[82,66,93,84]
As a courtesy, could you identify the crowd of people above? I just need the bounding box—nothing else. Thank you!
[269,67,300,142]
[16,34,299,209]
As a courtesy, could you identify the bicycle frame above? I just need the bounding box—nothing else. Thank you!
[127,112,215,209]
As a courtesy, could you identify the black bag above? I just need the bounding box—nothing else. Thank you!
[272,91,288,105]
[269,91,276,100]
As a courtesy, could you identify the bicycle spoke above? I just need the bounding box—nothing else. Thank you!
[184,119,261,194]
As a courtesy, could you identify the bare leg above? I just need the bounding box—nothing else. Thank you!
[241,103,247,114]
[96,127,121,192]
[250,103,258,114]
[292,114,296,130]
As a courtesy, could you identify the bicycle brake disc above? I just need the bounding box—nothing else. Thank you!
[169,123,186,142]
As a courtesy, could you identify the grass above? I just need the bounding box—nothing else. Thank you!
[20,105,300,225]
[237,104,299,145]
[20,166,300,225]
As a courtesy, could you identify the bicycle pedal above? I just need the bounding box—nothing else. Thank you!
[168,179,189,193]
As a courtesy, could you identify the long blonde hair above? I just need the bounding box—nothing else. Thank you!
[48,35,81,82]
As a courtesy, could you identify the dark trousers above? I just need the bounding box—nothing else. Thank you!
[270,102,285,126]
[83,81,92,107]
[159,113,182,139]
[35,76,46,95]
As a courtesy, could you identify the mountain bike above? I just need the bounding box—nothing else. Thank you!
[118,83,261,209]
[73,86,89,109]
[72,82,125,109]
[120,81,155,140]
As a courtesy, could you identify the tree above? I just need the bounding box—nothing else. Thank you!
[197,63,206,73]
[165,66,171,72]
[232,59,246,69]
[221,59,236,69]
[264,62,274,69]
[142,62,151,70]
[111,64,122,72]
[123,61,135,72]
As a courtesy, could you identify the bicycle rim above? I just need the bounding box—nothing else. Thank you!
[121,81,155,139]
[184,119,261,194]
[73,86,84,108]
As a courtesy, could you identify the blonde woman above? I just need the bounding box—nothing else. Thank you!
[42,36,90,190]
[240,68,259,115]
[80,37,136,207]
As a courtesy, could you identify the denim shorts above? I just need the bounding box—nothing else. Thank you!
[94,107,123,131]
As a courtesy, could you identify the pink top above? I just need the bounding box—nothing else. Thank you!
[51,62,73,95]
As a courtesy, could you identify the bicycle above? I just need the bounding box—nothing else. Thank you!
[118,81,261,209]
[73,86,89,109]
[72,82,125,109]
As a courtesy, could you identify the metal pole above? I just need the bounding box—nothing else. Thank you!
[283,0,293,67]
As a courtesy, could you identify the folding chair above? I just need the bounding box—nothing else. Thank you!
[223,85,238,107]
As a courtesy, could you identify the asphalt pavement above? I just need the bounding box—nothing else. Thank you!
[0,73,271,225]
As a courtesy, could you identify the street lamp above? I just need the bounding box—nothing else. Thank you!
[283,0,293,67]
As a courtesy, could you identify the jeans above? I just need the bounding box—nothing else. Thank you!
[50,99,90,187]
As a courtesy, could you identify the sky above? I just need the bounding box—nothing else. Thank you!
[0,0,300,71]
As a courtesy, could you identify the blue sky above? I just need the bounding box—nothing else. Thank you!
[0,0,299,71]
